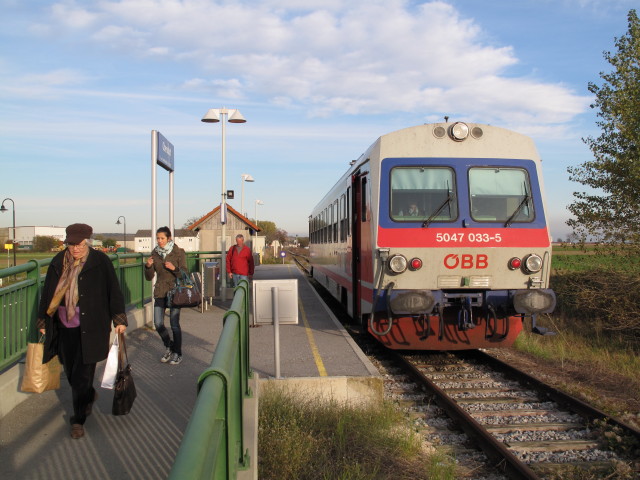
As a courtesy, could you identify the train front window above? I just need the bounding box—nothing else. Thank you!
[390,167,457,222]
[469,167,534,223]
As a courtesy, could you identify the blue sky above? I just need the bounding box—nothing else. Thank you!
[0,0,635,239]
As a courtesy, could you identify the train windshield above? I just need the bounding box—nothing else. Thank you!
[469,167,534,223]
[390,167,457,222]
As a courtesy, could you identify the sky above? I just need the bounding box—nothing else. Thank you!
[0,0,636,239]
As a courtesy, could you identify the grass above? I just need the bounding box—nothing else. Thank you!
[258,385,457,480]
[514,315,640,416]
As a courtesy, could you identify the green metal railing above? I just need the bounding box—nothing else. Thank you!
[0,251,221,372]
[169,279,252,480]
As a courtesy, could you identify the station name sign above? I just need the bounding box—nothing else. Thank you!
[156,132,174,172]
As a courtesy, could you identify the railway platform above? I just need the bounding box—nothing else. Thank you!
[0,263,380,480]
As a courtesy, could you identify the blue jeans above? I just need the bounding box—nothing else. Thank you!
[154,297,182,355]
[231,274,249,287]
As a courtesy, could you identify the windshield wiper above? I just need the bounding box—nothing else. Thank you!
[422,190,453,228]
[504,186,530,227]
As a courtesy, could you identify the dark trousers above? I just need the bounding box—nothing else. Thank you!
[57,326,96,425]
[153,297,182,355]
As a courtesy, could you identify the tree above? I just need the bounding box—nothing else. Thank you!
[257,220,277,244]
[33,236,59,252]
[102,238,117,248]
[567,9,640,250]
[183,215,205,229]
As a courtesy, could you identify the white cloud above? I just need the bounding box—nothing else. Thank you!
[22,0,590,128]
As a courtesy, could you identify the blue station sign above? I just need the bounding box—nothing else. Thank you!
[157,132,174,172]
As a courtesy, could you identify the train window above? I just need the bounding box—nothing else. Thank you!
[390,167,457,222]
[346,187,351,236]
[334,199,339,242]
[340,194,346,242]
[361,177,367,222]
[468,168,534,223]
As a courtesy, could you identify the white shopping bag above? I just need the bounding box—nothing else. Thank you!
[101,335,120,389]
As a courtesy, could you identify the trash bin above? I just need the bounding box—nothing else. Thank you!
[203,261,220,299]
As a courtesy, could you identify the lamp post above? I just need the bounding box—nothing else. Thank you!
[254,199,264,254]
[1,198,16,268]
[240,173,254,217]
[201,107,247,295]
[116,216,126,252]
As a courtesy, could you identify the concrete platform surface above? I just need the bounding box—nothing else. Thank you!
[0,263,379,480]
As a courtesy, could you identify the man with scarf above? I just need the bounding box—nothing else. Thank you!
[144,226,187,365]
[37,223,127,439]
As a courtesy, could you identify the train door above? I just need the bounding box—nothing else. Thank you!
[351,172,366,322]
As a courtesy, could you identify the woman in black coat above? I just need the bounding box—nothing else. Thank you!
[37,223,127,439]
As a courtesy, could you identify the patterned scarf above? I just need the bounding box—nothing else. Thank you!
[155,240,174,259]
[46,248,89,318]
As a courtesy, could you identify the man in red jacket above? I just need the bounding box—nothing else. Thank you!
[226,234,255,287]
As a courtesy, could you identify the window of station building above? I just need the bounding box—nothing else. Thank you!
[390,167,457,222]
[468,167,534,223]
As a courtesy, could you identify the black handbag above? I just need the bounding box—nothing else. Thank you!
[168,269,202,308]
[112,332,137,416]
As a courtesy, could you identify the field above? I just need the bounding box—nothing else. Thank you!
[515,245,640,423]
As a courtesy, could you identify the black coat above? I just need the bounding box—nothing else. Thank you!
[39,248,127,364]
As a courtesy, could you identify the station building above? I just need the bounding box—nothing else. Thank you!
[187,204,264,253]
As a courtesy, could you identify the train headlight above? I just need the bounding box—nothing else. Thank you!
[388,254,408,274]
[450,122,469,141]
[523,254,543,273]
[409,258,423,271]
[513,289,556,314]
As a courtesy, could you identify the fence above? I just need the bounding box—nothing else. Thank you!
[0,251,221,373]
[169,279,252,480]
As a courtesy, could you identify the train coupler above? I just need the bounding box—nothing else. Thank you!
[457,296,475,330]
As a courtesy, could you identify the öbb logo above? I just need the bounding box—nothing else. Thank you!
[444,254,488,269]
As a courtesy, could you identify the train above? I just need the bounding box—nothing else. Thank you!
[308,122,556,350]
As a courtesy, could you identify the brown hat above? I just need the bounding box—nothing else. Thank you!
[65,223,93,244]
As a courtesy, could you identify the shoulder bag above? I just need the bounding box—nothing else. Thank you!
[167,268,202,308]
[112,332,137,416]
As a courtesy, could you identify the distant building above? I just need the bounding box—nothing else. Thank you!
[9,226,66,249]
[133,229,200,253]
[187,204,263,253]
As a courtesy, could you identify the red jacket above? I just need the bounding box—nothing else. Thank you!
[226,245,255,276]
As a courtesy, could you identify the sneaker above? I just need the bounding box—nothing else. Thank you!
[160,346,172,363]
[169,353,182,365]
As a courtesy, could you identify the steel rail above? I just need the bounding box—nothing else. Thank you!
[392,351,542,480]
[468,350,640,440]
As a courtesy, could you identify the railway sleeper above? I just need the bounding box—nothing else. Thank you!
[454,395,540,404]
[503,439,601,452]
[470,408,563,417]
[440,386,523,395]
[530,460,625,477]
[484,421,585,433]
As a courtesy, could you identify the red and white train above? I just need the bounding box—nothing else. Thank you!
[309,122,556,350]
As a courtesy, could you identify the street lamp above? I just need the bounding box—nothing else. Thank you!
[240,173,254,217]
[254,199,264,254]
[201,107,247,295]
[1,198,16,268]
[116,216,126,252]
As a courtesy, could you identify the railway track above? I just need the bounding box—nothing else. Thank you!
[292,256,640,478]
[392,350,639,479]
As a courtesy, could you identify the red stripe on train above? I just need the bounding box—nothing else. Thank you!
[378,227,550,248]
